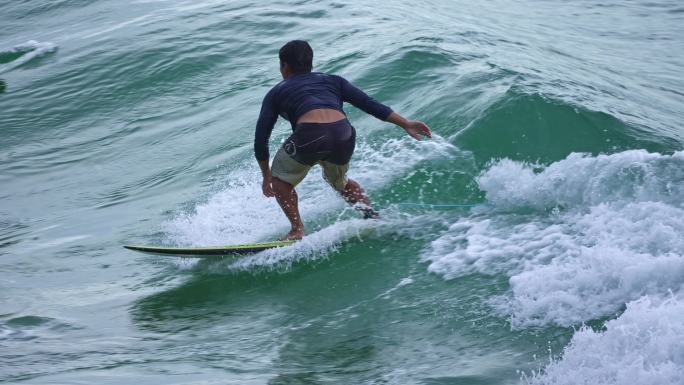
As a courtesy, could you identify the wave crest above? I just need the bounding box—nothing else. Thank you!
[424,150,684,328]
[0,40,57,74]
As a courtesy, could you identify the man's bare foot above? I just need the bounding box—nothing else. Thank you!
[280,228,304,241]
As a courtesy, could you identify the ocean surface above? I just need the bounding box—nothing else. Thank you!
[2,1,683,384]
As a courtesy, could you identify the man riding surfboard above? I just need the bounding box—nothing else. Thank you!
[255,40,432,240]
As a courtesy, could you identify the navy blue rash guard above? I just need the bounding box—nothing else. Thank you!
[254,72,393,161]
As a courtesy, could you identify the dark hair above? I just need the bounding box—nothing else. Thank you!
[279,40,313,74]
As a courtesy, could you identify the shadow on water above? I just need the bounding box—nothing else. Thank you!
[267,334,378,385]
[131,261,321,333]
[130,238,415,331]
[129,239,420,382]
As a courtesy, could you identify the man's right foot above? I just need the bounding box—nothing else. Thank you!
[280,228,304,241]
[361,207,379,219]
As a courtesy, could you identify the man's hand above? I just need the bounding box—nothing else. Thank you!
[257,159,274,197]
[386,112,432,140]
[404,120,432,140]
[262,175,275,197]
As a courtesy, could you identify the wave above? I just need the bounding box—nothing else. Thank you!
[425,149,684,325]
[423,148,684,383]
[479,150,684,210]
[528,295,684,385]
[455,90,675,165]
[0,40,57,75]
[424,150,684,327]
[161,134,458,247]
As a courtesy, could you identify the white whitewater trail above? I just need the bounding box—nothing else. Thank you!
[162,134,458,267]
[527,294,684,385]
[423,149,684,385]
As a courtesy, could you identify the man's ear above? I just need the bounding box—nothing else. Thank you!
[280,61,290,78]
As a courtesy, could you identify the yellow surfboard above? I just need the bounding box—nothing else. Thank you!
[123,240,295,257]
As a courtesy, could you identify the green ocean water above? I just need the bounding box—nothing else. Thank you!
[2,1,684,384]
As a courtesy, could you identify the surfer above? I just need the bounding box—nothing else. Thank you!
[255,40,431,240]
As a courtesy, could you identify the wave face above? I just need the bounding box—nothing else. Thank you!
[423,150,684,383]
[0,40,57,75]
[528,295,684,385]
[1,0,683,384]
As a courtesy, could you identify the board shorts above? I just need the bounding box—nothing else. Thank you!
[271,119,355,191]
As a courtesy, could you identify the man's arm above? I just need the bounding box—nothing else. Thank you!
[258,159,274,197]
[336,76,431,140]
[386,112,432,140]
[254,90,278,197]
[336,75,393,121]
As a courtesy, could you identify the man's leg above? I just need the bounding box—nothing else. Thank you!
[341,179,369,206]
[271,144,311,240]
[271,176,305,240]
[321,161,378,219]
[341,179,379,219]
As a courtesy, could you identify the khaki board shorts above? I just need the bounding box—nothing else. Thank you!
[271,146,349,191]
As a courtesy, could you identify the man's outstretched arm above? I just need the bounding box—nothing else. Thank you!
[386,112,432,140]
[336,76,431,140]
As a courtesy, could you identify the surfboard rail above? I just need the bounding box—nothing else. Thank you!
[123,240,295,256]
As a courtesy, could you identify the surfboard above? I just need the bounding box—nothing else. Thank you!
[123,240,295,257]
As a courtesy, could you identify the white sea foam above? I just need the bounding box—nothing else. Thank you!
[172,212,423,273]
[478,150,684,210]
[424,150,684,326]
[80,15,152,39]
[528,295,684,385]
[162,134,456,247]
[0,40,58,74]
[424,149,684,384]
[227,217,377,271]
[377,276,415,300]
[0,325,13,340]
[162,162,313,246]
[503,202,684,327]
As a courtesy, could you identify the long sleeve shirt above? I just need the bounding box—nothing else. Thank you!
[254,72,393,161]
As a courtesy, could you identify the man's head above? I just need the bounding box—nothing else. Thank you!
[279,40,313,78]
